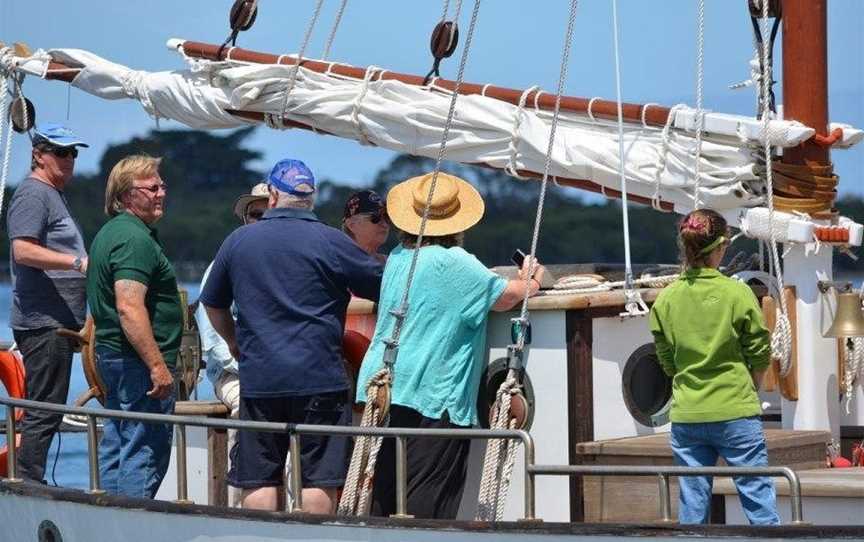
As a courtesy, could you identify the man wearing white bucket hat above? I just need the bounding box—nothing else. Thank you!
[355,171,546,519]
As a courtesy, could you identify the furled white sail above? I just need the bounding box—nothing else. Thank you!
[9,45,837,213]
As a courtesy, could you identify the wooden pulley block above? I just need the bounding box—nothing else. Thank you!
[748,0,782,19]
[373,383,391,421]
[229,0,258,32]
[9,97,35,133]
[490,391,530,431]
[430,21,459,60]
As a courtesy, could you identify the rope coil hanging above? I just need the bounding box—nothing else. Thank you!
[337,0,484,517]
[475,0,580,522]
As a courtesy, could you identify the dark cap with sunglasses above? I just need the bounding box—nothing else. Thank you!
[233,182,270,221]
[33,123,89,149]
[343,190,386,223]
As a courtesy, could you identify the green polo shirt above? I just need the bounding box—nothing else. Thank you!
[649,267,771,423]
[87,212,182,367]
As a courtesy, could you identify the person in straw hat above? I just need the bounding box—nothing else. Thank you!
[355,171,545,519]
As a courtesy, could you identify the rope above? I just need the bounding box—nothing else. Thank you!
[692,0,706,210]
[338,0,485,517]
[350,65,382,146]
[0,49,17,219]
[651,103,687,211]
[321,0,350,61]
[505,85,539,180]
[756,0,792,375]
[611,0,647,317]
[476,374,519,521]
[547,272,678,296]
[844,337,864,415]
[278,0,326,118]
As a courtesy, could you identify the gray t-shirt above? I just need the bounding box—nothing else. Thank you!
[7,177,87,330]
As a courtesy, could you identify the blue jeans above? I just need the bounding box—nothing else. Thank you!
[671,417,780,525]
[96,347,176,499]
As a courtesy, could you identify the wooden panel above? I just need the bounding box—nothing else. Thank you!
[565,310,594,523]
[779,287,799,401]
[760,295,780,392]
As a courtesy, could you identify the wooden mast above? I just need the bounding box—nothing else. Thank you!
[780,1,831,172]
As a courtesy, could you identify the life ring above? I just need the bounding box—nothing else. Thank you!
[0,348,26,477]
[343,330,371,413]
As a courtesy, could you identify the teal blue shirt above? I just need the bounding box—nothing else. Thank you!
[355,244,507,426]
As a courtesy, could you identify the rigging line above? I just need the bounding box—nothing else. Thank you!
[385,0,483,358]
[321,0,349,61]
[758,0,791,374]
[440,0,451,22]
[692,0,706,210]
[610,0,635,291]
[279,0,326,118]
[516,0,580,326]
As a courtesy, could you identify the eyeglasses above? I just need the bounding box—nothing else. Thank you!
[133,183,167,194]
[44,146,78,159]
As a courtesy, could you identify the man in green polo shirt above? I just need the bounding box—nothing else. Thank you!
[86,154,182,499]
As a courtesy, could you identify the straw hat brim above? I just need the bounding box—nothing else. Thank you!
[386,173,485,236]
[232,194,269,220]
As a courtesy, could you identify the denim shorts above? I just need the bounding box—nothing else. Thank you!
[227,391,351,489]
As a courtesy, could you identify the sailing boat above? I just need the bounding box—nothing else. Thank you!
[0,1,863,540]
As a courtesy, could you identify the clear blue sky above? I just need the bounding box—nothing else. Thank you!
[2,0,862,196]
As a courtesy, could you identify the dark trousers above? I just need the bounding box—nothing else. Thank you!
[371,405,471,519]
[13,327,74,482]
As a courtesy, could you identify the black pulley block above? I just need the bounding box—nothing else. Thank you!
[10,96,35,133]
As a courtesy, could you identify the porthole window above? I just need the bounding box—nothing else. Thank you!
[477,357,535,431]
[621,343,672,427]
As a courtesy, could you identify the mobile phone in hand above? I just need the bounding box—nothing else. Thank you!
[511,249,527,267]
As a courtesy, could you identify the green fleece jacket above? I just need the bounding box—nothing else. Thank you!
[649,267,771,423]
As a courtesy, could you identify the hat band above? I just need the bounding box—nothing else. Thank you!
[414,198,460,219]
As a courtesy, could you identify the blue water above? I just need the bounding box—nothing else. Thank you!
[0,282,213,489]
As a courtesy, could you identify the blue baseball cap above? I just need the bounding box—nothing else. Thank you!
[33,123,89,148]
[268,159,315,195]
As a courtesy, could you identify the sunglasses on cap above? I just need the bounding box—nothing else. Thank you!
[43,145,79,159]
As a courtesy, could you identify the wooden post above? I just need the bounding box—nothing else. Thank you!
[207,427,228,507]
[565,310,594,523]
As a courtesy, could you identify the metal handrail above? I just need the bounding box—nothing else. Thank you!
[0,396,535,518]
[1,396,806,524]
[530,464,805,524]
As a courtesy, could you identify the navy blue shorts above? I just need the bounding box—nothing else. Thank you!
[227,391,351,489]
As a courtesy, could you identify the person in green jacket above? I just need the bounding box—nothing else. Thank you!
[649,208,780,525]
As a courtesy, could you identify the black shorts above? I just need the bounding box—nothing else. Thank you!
[227,391,351,489]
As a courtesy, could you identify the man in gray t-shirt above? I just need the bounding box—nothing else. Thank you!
[7,123,89,482]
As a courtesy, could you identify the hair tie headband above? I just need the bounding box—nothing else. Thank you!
[698,235,727,255]
[680,214,705,232]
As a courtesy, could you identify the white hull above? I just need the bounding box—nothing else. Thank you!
[3,482,861,542]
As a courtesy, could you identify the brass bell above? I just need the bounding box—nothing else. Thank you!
[824,291,864,338]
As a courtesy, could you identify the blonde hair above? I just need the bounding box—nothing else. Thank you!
[104,155,162,217]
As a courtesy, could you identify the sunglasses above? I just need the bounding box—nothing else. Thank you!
[246,210,265,221]
[44,146,78,159]
[133,183,167,194]
[358,212,388,224]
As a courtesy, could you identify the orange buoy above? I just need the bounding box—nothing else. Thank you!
[0,349,26,477]
[343,330,371,413]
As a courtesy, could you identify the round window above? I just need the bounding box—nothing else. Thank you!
[621,343,672,427]
[477,357,535,431]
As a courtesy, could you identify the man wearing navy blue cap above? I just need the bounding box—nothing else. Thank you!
[200,159,383,514]
[7,123,89,481]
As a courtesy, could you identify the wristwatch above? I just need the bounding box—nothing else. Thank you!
[72,256,83,272]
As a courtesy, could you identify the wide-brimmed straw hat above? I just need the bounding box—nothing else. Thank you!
[232,182,270,220]
[386,172,484,236]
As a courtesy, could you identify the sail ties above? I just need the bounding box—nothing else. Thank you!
[350,65,385,147]
[504,85,540,180]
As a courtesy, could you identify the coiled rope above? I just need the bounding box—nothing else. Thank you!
[0,46,18,219]
[337,0,484,517]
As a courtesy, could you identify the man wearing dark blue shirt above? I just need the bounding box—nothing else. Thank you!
[200,159,383,513]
